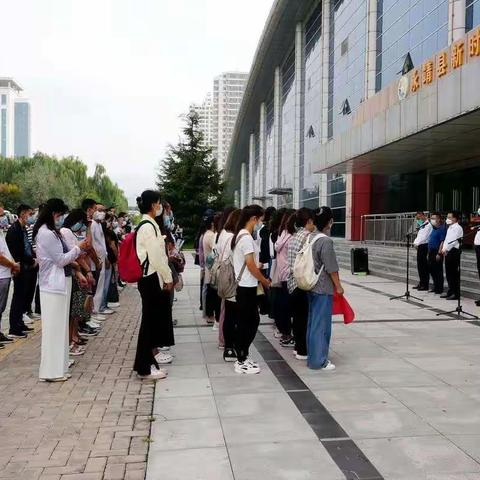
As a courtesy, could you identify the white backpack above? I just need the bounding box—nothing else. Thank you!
[293,233,326,291]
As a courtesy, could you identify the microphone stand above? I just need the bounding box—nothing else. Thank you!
[437,228,478,319]
[390,227,424,303]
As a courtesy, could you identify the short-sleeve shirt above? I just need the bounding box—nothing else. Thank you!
[0,232,13,279]
[311,234,339,296]
[233,229,258,288]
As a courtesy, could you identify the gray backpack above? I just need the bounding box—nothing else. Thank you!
[216,233,248,299]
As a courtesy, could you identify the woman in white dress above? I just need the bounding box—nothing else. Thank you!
[34,199,89,382]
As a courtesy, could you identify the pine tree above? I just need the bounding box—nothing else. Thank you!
[157,110,228,239]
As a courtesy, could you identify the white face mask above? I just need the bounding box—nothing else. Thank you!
[477,207,480,216]
[446,218,453,225]
[93,211,106,222]
[430,219,437,227]
[156,205,163,217]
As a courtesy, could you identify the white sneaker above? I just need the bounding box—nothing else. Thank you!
[30,313,41,319]
[212,321,219,331]
[23,314,34,325]
[68,359,75,368]
[273,329,282,339]
[108,302,120,308]
[101,308,115,315]
[91,314,106,321]
[87,321,101,329]
[159,346,170,352]
[295,354,308,361]
[155,352,173,364]
[245,357,259,368]
[293,350,297,356]
[234,360,260,374]
[322,360,336,371]
[138,367,167,380]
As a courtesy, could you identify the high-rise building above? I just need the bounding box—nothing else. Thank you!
[191,92,214,148]
[212,72,248,171]
[0,78,31,158]
[227,0,480,241]
[192,72,248,172]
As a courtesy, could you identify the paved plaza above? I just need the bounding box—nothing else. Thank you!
[1,255,480,479]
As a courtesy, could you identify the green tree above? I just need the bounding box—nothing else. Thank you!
[157,110,228,239]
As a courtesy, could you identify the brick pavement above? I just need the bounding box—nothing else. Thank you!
[0,286,153,480]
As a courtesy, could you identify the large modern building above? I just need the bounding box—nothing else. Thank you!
[0,78,31,159]
[226,0,480,239]
[192,92,214,148]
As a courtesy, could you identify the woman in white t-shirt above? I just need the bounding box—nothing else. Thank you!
[231,205,272,374]
[216,208,241,362]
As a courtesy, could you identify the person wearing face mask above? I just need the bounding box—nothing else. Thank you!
[203,214,221,326]
[427,212,447,295]
[472,207,480,306]
[33,199,90,381]
[61,209,93,356]
[5,204,36,338]
[134,190,174,380]
[307,206,344,371]
[440,211,463,300]
[90,204,110,318]
[231,205,271,374]
[104,214,121,309]
[0,204,20,345]
[287,208,316,360]
[413,211,433,291]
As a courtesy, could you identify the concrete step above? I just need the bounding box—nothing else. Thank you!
[335,240,480,299]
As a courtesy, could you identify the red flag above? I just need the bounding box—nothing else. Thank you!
[332,292,355,324]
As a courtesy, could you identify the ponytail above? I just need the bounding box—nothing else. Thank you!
[231,204,264,250]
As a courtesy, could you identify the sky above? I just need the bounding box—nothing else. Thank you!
[0,0,273,204]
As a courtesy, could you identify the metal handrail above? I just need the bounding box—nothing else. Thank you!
[361,211,429,245]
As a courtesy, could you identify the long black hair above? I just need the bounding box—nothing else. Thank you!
[231,204,264,250]
[270,207,287,243]
[63,209,87,230]
[136,190,161,215]
[33,198,69,239]
[216,206,236,242]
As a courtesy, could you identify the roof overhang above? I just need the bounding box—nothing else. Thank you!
[225,0,317,191]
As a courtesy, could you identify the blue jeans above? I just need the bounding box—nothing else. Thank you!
[307,292,333,369]
[100,267,112,312]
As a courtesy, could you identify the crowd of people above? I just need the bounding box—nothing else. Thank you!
[194,204,343,374]
[414,209,480,305]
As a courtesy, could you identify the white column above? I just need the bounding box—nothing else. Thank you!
[320,0,331,143]
[240,162,246,207]
[234,190,240,208]
[259,102,267,203]
[449,0,466,45]
[248,133,255,204]
[273,66,282,208]
[365,0,378,99]
[293,22,305,209]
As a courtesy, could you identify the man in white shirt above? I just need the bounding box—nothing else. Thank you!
[474,207,480,306]
[413,211,433,291]
[440,211,463,300]
[0,206,20,344]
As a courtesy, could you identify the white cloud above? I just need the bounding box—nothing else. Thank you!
[0,0,273,203]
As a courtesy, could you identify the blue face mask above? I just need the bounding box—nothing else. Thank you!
[0,216,9,229]
[27,215,37,225]
[71,222,83,232]
[55,216,65,229]
[164,217,171,228]
[254,221,263,233]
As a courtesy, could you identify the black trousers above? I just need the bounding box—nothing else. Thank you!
[445,248,461,298]
[223,299,238,350]
[416,244,429,288]
[476,245,480,281]
[205,284,221,321]
[234,286,259,362]
[258,269,270,315]
[107,268,119,303]
[134,274,174,375]
[428,248,444,294]
[8,273,28,334]
[24,268,38,314]
[291,288,308,356]
[199,271,204,310]
[34,285,41,314]
[275,282,292,336]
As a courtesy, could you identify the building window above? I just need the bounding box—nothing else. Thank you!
[1,109,7,157]
[327,173,346,237]
[1,94,6,106]
[376,0,448,91]
[466,0,480,31]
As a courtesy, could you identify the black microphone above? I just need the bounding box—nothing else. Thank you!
[416,221,430,231]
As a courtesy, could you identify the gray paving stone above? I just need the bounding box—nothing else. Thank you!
[153,395,218,420]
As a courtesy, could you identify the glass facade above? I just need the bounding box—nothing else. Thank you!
[327,173,346,237]
[376,0,448,91]
[302,2,322,209]
[253,129,261,198]
[1,109,6,157]
[265,96,275,201]
[466,0,480,31]
[14,102,30,158]
[280,49,295,207]
[328,0,367,139]
[1,94,6,105]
